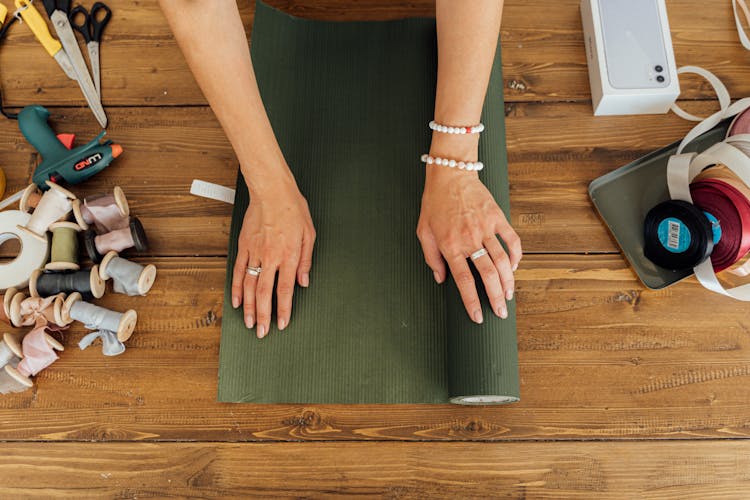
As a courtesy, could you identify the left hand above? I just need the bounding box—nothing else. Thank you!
[417,158,522,324]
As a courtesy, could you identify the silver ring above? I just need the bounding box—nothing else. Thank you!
[470,248,488,261]
[246,266,262,277]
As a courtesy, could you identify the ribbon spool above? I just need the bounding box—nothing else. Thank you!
[0,364,32,394]
[46,221,82,272]
[72,186,130,232]
[1,287,17,325]
[9,292,66,329]
[18,184,42,213]
[84,217,148,263]
[62,292,137,342]
[729,108,750,137]
[695,165,750,276]
[16,329,64,378]
[0,333,23,368]
[644,200,715,270]
[690,177,750,272]
[17,181,76,241]
[0,210,49,290]
[29,267,106,300]
[99,251,156,296]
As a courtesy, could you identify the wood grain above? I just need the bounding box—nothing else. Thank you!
[0,440,748,499]
[0,101,721,259]
[0,0,748,495]
[0,0,747,107]
[0,256,748,442]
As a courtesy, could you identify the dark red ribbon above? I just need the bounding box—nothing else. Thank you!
[690,178,750,272]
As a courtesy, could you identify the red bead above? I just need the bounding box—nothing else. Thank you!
[464,127,470,133]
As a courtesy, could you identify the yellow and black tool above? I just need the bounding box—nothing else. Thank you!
[13,0,77,79]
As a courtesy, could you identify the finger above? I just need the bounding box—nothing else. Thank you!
[231,250,249,310]
[417,226,446,283]
[243,257,261,330]
[277,258,298,331]
[496,219,523,271]
[471,249,507,319]
[255,263,278,339]
[446,255,483,324]
[484,236,515,301]
[297,228,315,287]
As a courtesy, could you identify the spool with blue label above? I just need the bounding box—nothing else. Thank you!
[644,200,715,270]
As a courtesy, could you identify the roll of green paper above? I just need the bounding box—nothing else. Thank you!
[218,1,519,405]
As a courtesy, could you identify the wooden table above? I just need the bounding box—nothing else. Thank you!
[1,1,749,497]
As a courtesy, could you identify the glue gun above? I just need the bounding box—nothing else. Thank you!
[19,105,122,190]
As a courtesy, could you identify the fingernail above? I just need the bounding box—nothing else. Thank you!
[301,273,310,287]
[473,310,483,324]
[506,289,514,301]
[245,315,254,329]
[279,318,287,331]
[433,271,441,283]
[499,306,508,319]
[512,263,518,272]
[257,325,266,339]
[232,296,240,308]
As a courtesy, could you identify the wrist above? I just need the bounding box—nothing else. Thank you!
[240,158,299,201]
[426,133,480,185]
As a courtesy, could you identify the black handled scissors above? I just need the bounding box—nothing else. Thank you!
[69,2,112,97]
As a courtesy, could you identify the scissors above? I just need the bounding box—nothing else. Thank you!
[41,0,107,128]
[68,2,110,98]
[13,0,77,80]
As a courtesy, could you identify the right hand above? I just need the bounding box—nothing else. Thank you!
[231,180,316,339]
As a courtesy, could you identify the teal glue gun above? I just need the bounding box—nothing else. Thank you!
[19,105,122,190]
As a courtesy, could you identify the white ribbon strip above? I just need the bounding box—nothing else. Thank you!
[664,61,750,297]
[733,0,750,50]
[670,66,731,123]
[0,189,23,211]
[190,180,235,205]
[669,66,750,155]
[667,141,750,300]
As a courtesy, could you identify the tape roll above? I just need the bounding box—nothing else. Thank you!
[644,200,714,271]
[0,210,49,290]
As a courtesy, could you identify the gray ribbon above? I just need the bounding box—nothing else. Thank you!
[78,330,125,356]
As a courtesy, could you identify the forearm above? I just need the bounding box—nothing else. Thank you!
[159,0,296,197]
[430,0,503,174]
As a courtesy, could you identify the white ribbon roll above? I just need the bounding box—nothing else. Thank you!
[0,210,49,290]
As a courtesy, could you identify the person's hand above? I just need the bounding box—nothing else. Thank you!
[231,179,316,338]
[417,162,522,323]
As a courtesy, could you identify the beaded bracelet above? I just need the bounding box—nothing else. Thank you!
[429,120,485,135]
[420,154,484,171]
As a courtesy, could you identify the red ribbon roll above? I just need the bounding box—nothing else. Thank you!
[690,178,750,272]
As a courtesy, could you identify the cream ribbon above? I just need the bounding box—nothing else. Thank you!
[733,0,750,50]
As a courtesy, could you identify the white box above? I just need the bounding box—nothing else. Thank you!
[580,0,680,116]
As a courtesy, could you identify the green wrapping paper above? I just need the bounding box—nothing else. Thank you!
[218,1,519,404]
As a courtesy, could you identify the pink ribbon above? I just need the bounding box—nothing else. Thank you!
[83,195,129,233]
[16,328,58,377]
[95,227,135,254]
[17,296,60,329]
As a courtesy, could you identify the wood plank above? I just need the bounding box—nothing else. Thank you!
[0,0,747,107]
[0,102,719,257]
[1,255,749,442]
[0,440,748,498]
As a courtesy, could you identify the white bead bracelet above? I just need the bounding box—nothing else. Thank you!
[420,154,484,171]
[429,120,485,134]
